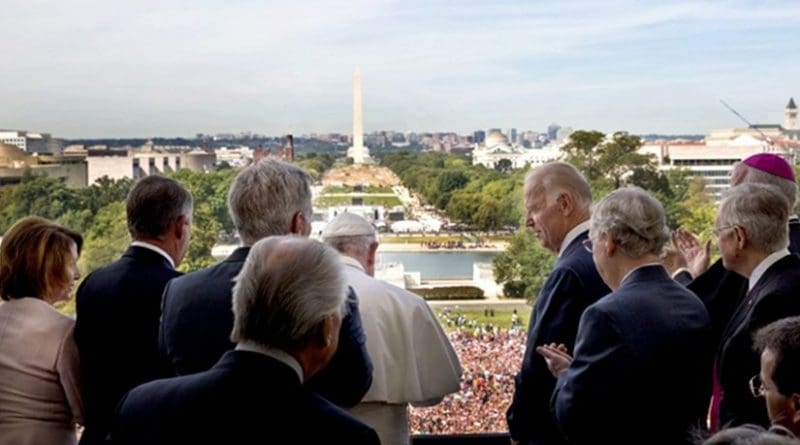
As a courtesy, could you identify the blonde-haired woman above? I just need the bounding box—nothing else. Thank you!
[0,216,84,445]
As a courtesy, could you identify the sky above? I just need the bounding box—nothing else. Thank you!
[2,0,800,138]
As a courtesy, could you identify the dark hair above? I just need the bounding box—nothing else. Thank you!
[126,175,192,240]
[754,316,800,396]
[0,216,83,301]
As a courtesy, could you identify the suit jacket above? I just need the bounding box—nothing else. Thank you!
[110,350,380,445]
[686,221,800,348]
[74,246,182,445]
[717,254,800,428]
[507,231,610,445]
[553,265,712,445]
[159,246,373,407]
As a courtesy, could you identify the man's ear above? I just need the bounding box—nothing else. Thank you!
[557,193,574,216]
[174,215,188,240]
[290,211,307,235]
[604,235,616,258]
[791,393,800,425]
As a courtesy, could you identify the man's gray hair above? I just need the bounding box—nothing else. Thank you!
[525,161,592,212]
[590,186,669,258]
[718,183,790,253]
[228,160,313,245]
[231,236,347,349]
[126,175,193,240]
[740,163,798,211]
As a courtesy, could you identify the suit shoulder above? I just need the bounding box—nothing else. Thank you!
[308,393,378,438]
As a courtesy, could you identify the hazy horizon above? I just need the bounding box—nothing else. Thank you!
[3,0,800,139]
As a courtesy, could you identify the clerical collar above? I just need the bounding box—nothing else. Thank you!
[559,220,591,258]
[130,241,175,269]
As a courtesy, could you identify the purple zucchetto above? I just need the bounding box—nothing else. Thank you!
[743,153,796,182]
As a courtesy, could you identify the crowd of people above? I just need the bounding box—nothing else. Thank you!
[5,155,800,445]
[409,325,525,434]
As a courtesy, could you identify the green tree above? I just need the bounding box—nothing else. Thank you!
[79,201,130,273]
[561,130,605,181]
[493,229,555,301]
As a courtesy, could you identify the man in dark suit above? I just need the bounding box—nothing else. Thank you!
[159,159,372,407]
[539,187,712,445]
[712,183,800,428]
[506,162,610,445]
[673,153,799,348]
[74,175,193,445]
[111,236,380,445]
[753,316,800,438]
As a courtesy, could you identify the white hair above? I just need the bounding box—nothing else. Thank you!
[525,161,592,212]
[741,163,798,211]
[590,186,670,258]
[231,236,347,349]
[325,234,376,258]
[227,159,313,245]
[718,183,790,253]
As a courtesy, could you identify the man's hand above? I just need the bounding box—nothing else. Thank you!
[672,228,711,279]
[536,343,572,378]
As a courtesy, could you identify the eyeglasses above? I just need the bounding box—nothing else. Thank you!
[581,239,593,253]
[712,225,737,238]
[749,375,765,398]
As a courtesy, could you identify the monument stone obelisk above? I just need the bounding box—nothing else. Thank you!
[347,68,371,164]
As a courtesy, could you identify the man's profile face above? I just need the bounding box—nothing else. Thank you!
[525,180,566,253]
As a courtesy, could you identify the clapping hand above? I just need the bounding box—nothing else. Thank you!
[536,343,572,378]
[672,228,711,279]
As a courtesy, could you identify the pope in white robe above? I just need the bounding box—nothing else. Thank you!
[322,213,463,445]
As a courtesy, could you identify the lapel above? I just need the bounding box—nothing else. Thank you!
[718,255,792,357]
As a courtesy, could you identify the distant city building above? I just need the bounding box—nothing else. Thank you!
[86,147,215,185]
[0,143,86,187]
[473,130,486,144]
[639,98,800,200]
[471,130,561,169]
[0,130,63,154]
[555,126,574,144]
[547,123,561,141]
[508,128,518,144]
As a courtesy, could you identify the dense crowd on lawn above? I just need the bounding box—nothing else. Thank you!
[409,310,526,434]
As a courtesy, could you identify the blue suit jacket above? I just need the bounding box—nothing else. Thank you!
[507,231,610,445]
[74,246,182,445]
[717,253,800,428]
[110,350,380,445]
[159,246,372,407]
[553,265,712,445]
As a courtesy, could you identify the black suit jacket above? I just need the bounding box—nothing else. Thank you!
[685,221,800,348]
[74,246,182,445]
[110,350,380,445]
[159,246,372,407]
[553,265,712,445]
[507,231,610,445]
[717,253,800,428]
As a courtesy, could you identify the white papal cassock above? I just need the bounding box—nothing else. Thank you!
[343,255,462,445]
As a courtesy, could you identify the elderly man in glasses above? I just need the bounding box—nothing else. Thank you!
[538,186,712,445]
[712,183,800,430]
[751,316,800,438]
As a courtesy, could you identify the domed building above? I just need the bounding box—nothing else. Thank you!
[471,130,561,170]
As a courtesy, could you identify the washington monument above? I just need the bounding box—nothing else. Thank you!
[347,68,371,164]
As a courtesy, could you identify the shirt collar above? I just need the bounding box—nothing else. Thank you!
[749,249,791,291]
[558,220,591,258]
[130,241,175,269]
[235,341,304,382]
[619,262,663,287]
